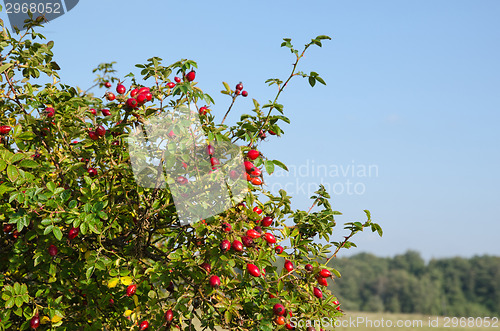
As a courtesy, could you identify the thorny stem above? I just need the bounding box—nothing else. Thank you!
[248,44,312,146]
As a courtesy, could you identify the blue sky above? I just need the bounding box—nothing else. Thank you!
[1,1,499,260]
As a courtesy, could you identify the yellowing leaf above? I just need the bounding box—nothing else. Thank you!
[41,316,50,324]
[120,276,133,286]
[123,309,133,317]
[133,294,139,307]
[51,315,63,323]
[84,251,91,260]
[107,278,119,288]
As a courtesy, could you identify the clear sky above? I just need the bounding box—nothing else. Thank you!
[1,0,499,260]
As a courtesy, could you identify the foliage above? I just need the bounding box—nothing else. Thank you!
[333,251,500,317]
[0,12,382,330]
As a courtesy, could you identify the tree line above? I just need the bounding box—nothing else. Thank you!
[326,251,500,317]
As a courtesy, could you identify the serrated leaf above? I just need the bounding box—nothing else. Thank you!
[15,296,23,308]
[13,282,20,294]
[1,291,11,300]
[5,297,15,308]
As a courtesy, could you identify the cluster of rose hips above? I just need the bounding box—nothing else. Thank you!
[21,227,81,329]
[234,82,248,97]
[204,205,277,291]
[121,283,175,329]
[2,223,20,239]
[269,266,339,328]
[243,149,263,185]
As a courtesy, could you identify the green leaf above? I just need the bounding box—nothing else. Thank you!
[0,160,6,172]
[13,283,21,294]
[1,290,11,300]
[364,209,371,221]
[86,266,94,280]
[7,165,19,182]
[0,63,13,74]
[10,153,25,163]
[18,159,38,168]
[46,181,56,192]
[52,227,63,241]
[315,76,326,85]
[264,160,275,175]
[15,296,23,308]
[222,81,231,94]
[224,310,232,324]
[330,268,341,278]
[5,297,15,309]
[272,160,288,171]
[43,225,54,235]
[308,76,316,87]
[316,35,332,40]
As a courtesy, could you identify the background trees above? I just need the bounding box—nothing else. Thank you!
[332,251,500,317]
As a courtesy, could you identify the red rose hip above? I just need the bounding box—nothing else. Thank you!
[261,216,273,227]
[139,320,149,330]
[246,229,261,239]
[247,149,260,160]
[68,227,79,240]
[247,263,261,277]
[313,287,323,299]
[126,284,137,296]
[116,84,126,94]
[284,260,293,272]
[48,244,58,257]
[252,206,262,214]
[319,269,332,278]
[263,232,276,244]
[220,239,231,252]
[30,315,40,329]
[0,125,11,135]
[165,309,174,323]
[232,240,243,252]
[186,70,196,82]
[209,275,221,288]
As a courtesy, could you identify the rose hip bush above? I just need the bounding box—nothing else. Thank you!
[0,13,382,331]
